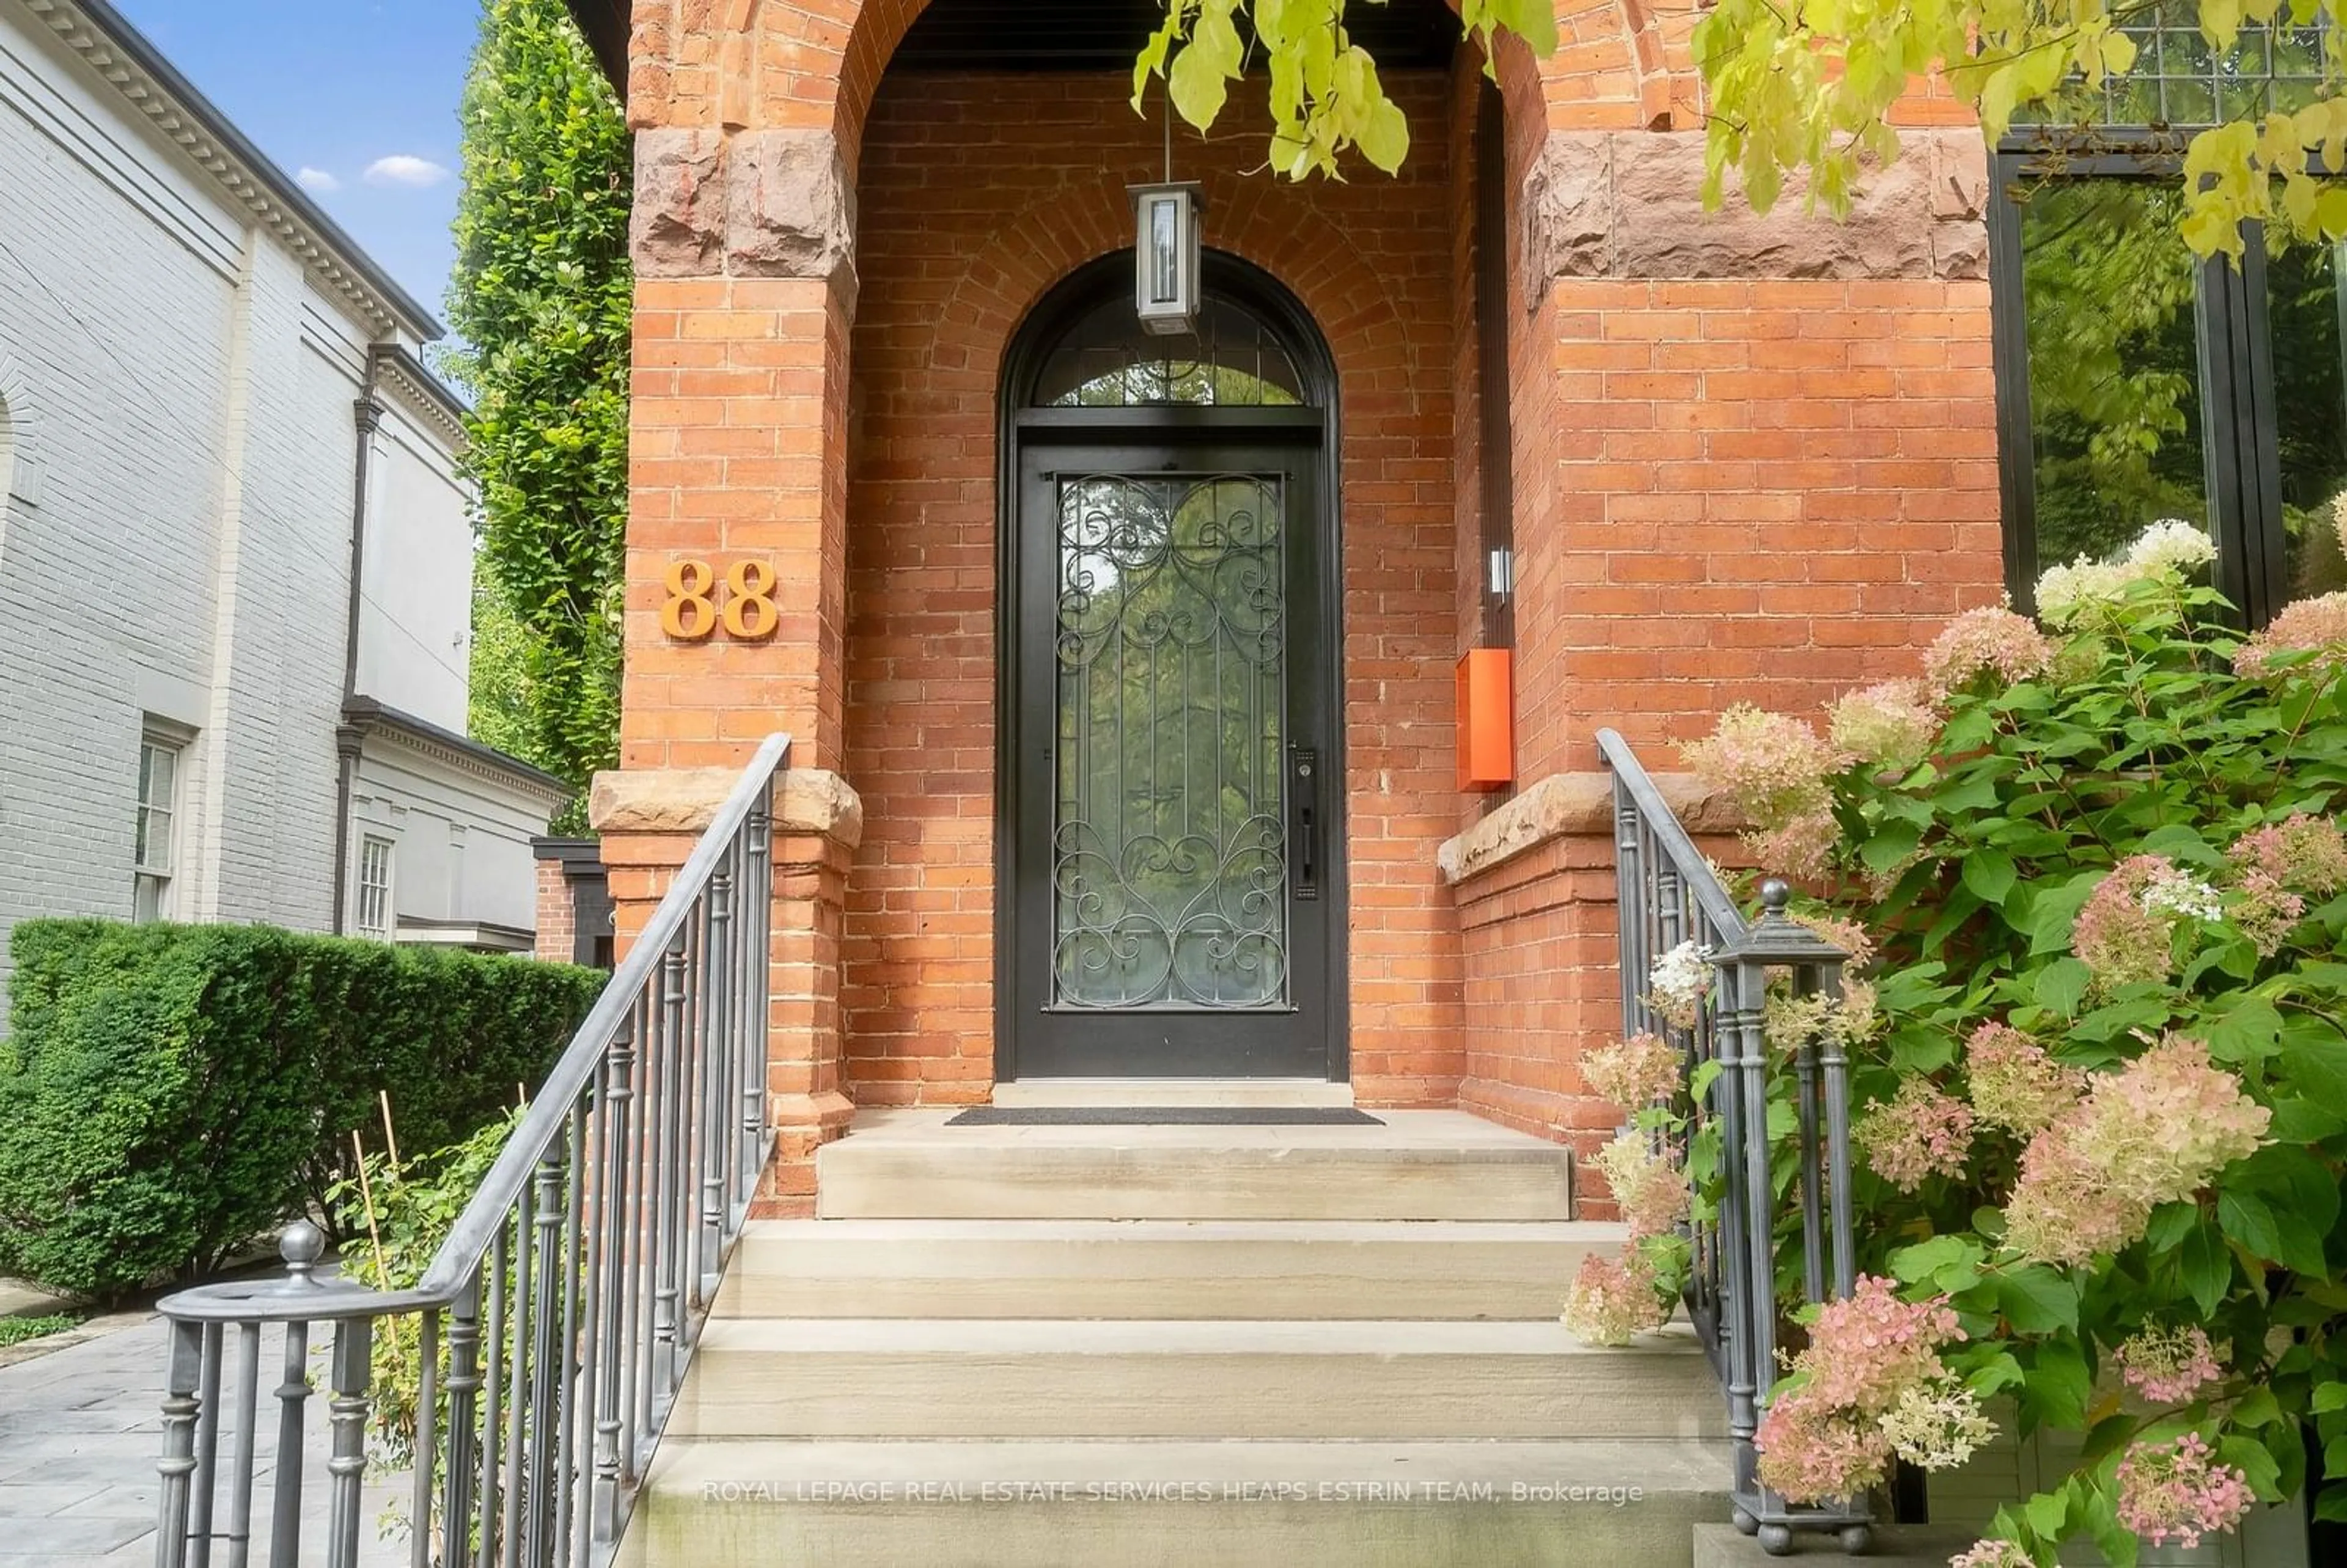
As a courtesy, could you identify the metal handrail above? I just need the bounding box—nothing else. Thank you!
[1599,727,1870,1558]
[1593,728,1746,943]
[150,732,792,1568]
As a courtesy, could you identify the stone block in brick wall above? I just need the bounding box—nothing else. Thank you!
[590,764,864,849]
[1437,771,1747,885]
[631,128,727,277]
[725,128,855,288]
[1522,128,1990,291]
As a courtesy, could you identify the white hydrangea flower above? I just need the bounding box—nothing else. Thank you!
[1647,940,1713,1029]
[2034,557,2139,626]
[1878,1379,1995,1471]
[2035,521,2214,627]
[2141,871,2225,925]
[2125,518,2218,576]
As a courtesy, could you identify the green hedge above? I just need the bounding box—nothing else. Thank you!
[0,920,604,1301]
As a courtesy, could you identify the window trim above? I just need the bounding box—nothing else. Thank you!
[133,721,191,923]
[355,833,396,941]
[1987,138,2315,626]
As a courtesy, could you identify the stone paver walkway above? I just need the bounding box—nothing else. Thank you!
[0,1313,405,1567]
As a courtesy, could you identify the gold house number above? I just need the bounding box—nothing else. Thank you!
[661,559,779,641]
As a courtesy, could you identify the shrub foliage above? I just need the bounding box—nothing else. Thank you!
[1662,519,2347,1562]
[0,921,600,1301]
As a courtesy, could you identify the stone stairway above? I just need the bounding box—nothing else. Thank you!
[620,1106,1734,1567]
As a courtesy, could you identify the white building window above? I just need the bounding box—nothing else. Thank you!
[356,835,395,940]
[133,731,184,922]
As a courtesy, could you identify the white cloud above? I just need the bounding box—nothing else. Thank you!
[295,166,342,194]
[362,155,450,189]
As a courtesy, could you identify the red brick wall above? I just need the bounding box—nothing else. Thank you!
[838,70,1470,1107]
[534,859,574,963]
[1455,276,2003,1150]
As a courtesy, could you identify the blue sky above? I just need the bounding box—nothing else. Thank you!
[112,0,483,329]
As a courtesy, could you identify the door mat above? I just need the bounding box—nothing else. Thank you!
[944,1107,1384,1127]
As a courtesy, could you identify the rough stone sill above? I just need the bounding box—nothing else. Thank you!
[589,765,864,849]
[1437,771,1746,887]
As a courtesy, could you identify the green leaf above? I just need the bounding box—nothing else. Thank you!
[2022,1339,2093,1429]
[1890,1234,1975,1284]
[2178,1220,2232,1317]
[2032,958,2092,1020]
[1862,822,1923,876]
[2022,1485,2070,1541]
[2027,874,2102,956]
[1998,1265,2081,1335]
[2280,1023,2347,1112]
[2205,995,2284,1063]
[2311,1381,2347,1414]
[1963,848,2018,906]
[2219,1188,2289,1265]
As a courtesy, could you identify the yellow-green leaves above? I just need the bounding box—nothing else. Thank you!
[1689,0,2347,262]
[1136,0,1530,180]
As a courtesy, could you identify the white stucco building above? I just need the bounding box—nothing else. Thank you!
[0,0,567,990]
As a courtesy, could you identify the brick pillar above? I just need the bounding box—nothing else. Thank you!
[604,122,861,1211]
[592,768,864,1215]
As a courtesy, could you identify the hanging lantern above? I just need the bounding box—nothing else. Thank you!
[1128,181,1203,337]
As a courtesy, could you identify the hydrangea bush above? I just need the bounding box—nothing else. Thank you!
[1581,513,2347,1565]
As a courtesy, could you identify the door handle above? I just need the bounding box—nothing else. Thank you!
[1291,746,1320,901]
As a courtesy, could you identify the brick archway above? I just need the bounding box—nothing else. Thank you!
[625,0,1697,146]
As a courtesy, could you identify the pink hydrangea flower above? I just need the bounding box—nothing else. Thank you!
[1683,706,1848,880]
[1827,680,1942,773]
[1948,1542,2033,1568]
[1964,1022,2086,1137]
[2114,1432,2253,1548]
[1560,1250,1670,1346]
[2116,1324,2224,1405]
[1923,606,2055,697]
[1582,1031,1680,1114]
[1793,912,1876,970]
[1587,1134,1690,1239]
[1754,1388,1893,1503]
[1856,1080,1977,1191]
[1798,1276,1965,1414]
[1753,1277,1979,1504]
[1754,810,1843,882]
[2071,1035,2270,1209]
[2234,591,2347,681]
[2003,1119,2141,1267]
[2072,855,2219,992]
[2228,815,2347,955]
[2005,1035,2269,1267]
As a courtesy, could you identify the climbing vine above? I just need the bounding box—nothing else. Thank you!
[447,0,633,814]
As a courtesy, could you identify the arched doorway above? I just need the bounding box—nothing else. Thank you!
[996,251,1347,1081]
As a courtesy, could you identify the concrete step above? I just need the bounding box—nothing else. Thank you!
[815,1109,1576,1221]
[991,1078,1356,1108]
[669,1317,1725,1440]
[619,1437,1736,1568]
[713,1218,1623,1320]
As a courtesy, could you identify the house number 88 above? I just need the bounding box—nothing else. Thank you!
[661,559,779,641]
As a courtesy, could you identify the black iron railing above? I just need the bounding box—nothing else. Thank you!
[1598,727,1869,1556]
[148,732,790,1568]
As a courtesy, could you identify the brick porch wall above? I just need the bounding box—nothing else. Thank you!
[606,0,2010,1202]
[839,70,1471,1108]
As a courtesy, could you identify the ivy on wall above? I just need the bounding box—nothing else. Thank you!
[447,0,633,822]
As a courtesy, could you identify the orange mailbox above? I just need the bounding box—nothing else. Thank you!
[1456,648,1515,791]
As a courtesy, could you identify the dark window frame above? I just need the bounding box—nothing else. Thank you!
[1988,133,2312,625]
[1474,78,1516,648]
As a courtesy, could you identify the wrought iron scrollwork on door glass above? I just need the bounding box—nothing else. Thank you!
[1052,473,1289,1009]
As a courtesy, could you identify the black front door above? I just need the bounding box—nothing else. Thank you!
[1004,428,1339,1078]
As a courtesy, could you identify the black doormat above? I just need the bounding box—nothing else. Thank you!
[945,1106,1383,1126]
